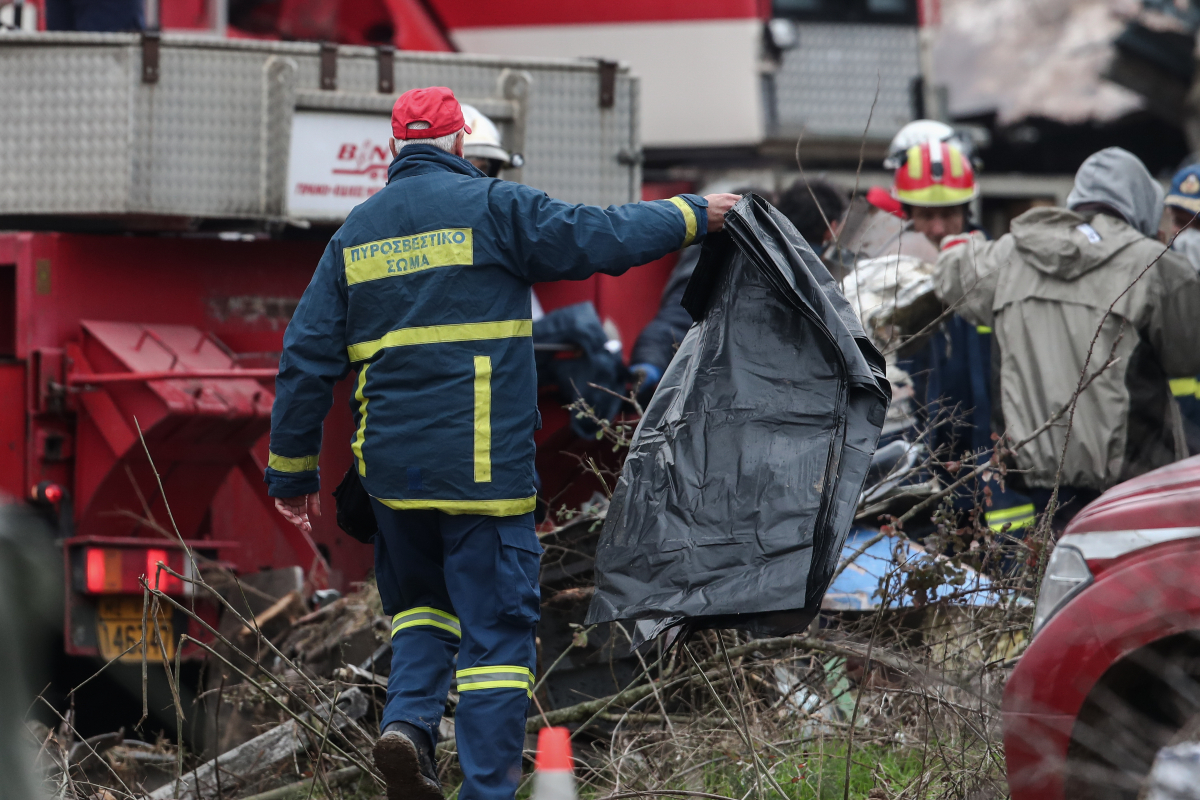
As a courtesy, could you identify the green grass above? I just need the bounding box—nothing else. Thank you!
[510,740,930,800]
[694,741,927,800]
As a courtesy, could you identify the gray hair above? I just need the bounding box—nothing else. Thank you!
[394,120,463,154]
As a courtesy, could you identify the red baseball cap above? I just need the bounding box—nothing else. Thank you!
[392,86,472,140]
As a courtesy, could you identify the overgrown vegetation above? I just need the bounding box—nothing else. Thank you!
[28,107,1185,800]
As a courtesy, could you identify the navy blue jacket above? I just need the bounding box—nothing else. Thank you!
[266,145,708,516]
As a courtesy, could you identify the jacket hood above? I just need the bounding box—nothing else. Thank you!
[387,144,486,183]
[1065,147,1164,238]
[1009,206,1146,280]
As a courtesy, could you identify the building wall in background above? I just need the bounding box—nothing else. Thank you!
[452,19,764,147]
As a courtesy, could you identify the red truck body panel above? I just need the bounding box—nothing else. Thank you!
[3,232,365,604]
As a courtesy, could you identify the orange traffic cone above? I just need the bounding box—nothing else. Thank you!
[532,727,576,800]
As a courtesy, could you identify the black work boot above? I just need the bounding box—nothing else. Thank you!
[374,721,442,800]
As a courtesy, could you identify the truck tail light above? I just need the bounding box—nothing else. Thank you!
[79,546,189,596]
[147,549,169,591]
[86,548,119,593]
[1033,544,1093,634]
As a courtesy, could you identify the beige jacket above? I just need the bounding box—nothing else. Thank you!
[935,209,1200,491]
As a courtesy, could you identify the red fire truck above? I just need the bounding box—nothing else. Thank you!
[0,32,656,677]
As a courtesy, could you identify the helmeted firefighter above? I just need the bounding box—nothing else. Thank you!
[890,137,1029,536]
[848,123,978,262]
[893,137,978,248]
[266,86,739,800]
[890,138,994,457]
[883,118,977,171]
[459,103,514,178]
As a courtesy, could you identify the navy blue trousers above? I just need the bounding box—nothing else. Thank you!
[371,501,542,800]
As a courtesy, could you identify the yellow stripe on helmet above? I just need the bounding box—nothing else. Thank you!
[907,145,924,180]
[949,146,964,179]
[894,183,976,207]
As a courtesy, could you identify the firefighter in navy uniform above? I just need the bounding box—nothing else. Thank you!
[266,86,740,800]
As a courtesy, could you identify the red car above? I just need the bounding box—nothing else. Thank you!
[1003,455,1200,800]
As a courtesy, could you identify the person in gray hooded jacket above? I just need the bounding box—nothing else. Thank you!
[935,147,1200,523]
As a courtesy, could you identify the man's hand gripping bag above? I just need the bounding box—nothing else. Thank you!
[585,195,890,640]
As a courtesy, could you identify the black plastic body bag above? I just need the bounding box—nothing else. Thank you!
[585,195,891,641]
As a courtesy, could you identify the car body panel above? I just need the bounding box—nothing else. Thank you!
[1004,532,1200,799]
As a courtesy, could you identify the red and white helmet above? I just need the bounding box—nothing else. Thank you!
[893,140,978,208]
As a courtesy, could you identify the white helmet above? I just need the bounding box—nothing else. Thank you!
[460,103,512,166]
[884,120,975,170]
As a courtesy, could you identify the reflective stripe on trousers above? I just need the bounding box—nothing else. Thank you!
[456,665,534,697]
[392,607,461,638]
[985,503,1035,531]
[373,505,539,800]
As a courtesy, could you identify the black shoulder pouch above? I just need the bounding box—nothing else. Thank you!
[332,466,378,544]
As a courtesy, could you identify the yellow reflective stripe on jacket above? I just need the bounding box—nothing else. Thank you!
[668,196,698,248]
[392,607,461,638]
[374,496,537,516]
[474,356,492,483]
[267,451,319,473]
[976,325,993,334]
[347,319,533,363]
[351,364,371,477]
[343,229,473,286]
[456,665,535,696]
[1171,377,1199,398]
[985,503,1036,531]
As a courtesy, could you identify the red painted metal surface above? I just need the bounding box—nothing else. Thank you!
[68,369,279,384]
[68,320,274,544]
[1,264,15,356]
[161,0,211,29]
[1064,456,1200,536]
[1003,539,1200,799]
[5,232,370,620]
[221,0,454,52]
[1002,456,1200,800]
[429,0,769,29]
[0,363,25,500]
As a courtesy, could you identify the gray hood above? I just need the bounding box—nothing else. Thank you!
[1066,147,1164,238]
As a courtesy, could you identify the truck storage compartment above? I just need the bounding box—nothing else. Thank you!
[0,33,640,226]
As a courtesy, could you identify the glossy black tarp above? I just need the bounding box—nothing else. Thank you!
[585,195,891,639]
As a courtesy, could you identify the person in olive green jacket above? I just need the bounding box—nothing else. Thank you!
[935,147,1200,522]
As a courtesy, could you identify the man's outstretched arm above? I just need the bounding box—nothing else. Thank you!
[266,240,351,533]
[489,186,740,284]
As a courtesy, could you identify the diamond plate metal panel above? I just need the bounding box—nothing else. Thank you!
[0,42,133,213]
[0,33,638,224]
[773,23,919,141]
[132,48,295,216]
